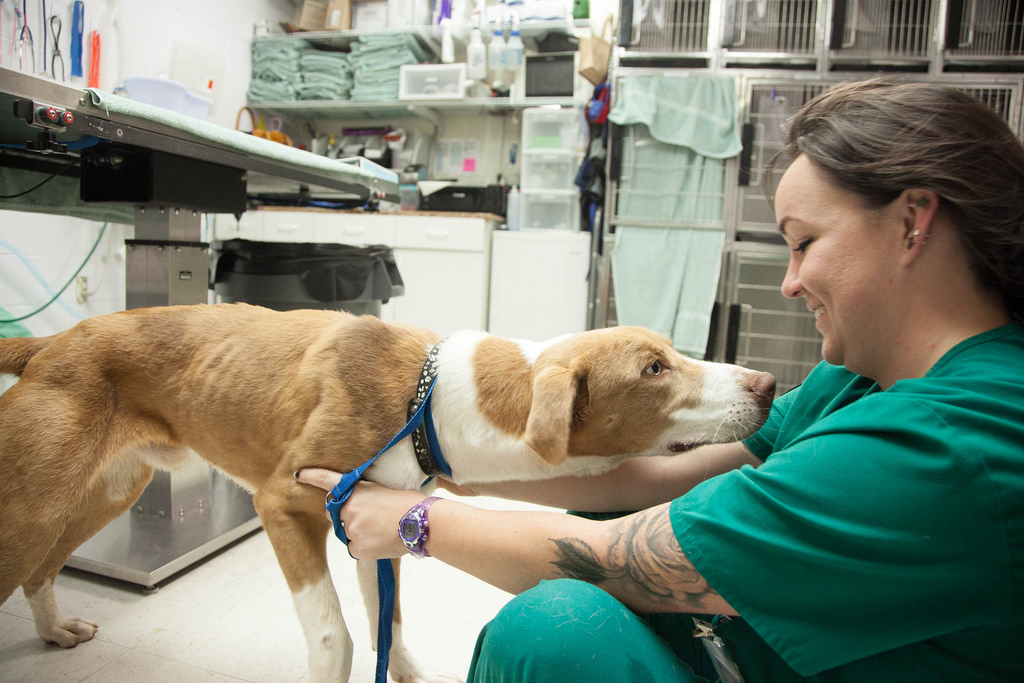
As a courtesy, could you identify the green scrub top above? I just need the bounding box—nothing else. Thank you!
[671,321,1024,682]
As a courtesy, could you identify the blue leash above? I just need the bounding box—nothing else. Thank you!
[324,375,449,683]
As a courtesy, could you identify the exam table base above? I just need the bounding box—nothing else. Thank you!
[65,472,262,590]
[68,206,262,589]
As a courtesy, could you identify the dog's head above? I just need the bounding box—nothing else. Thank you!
[521,327,775,465]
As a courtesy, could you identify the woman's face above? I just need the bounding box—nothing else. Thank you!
[774,156,905,376]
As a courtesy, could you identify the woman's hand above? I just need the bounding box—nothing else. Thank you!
[295,469,426,560]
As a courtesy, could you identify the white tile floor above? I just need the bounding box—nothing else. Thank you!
[0,496,552,683]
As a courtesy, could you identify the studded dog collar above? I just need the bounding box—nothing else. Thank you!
[407,339,451,478]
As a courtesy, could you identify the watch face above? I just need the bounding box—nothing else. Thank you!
[401,519,419,541]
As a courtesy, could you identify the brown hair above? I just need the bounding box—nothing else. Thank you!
[764,78,1024,316]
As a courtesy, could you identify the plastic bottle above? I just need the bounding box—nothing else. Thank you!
[489,28,507,73]
[467,26,487,79]
[506,185,521,230]
[504,23,524,70]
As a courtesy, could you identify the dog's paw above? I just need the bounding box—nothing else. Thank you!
[387,646,464,683]
[39,616,99,648]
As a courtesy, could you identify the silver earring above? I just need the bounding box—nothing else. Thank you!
[907,230,921,250]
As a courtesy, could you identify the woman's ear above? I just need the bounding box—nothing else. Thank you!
[902,189,940,253]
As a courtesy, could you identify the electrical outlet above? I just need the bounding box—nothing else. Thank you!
[76,276,89,304]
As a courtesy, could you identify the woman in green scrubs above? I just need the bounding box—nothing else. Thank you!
[298,79,1024,682]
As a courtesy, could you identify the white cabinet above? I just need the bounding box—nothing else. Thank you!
[312,212,395,246]
[388,215,494,336]
[213,211,495,335]
[488,230,591,340]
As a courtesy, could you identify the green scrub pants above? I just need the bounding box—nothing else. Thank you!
[466,578,713,683]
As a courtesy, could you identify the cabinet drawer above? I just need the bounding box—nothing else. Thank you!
[213,213,263,241]
[522,107,581,151]
[313,213,396,246]
[394,216,486,252]
[263,212,315,242]
[521,189,580,231]
[521,150,577,191]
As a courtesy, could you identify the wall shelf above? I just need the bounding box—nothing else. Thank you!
[248,22,587,122]
[259,19,590,52]
[247,96,581,122]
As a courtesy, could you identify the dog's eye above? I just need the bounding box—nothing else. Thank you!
[644,360,662,376]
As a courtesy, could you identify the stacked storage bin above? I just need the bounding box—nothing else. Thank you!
[520,107,581,231]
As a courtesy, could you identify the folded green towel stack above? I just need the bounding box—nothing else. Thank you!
[248,39,305,101]
[297,49,353,100]
[349,33,431,101]
[246,32,432,103]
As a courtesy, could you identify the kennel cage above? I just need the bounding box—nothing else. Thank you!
[618,0,715,60]
[612,123,730,230]
[721,0,823,66]
[828,0,940,66]
[715,242,822,393]
[944,0,1024,65]
[734,76,1023,238]
[615,0,1024,72]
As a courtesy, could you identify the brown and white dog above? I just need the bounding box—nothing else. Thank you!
[0,303,774,682]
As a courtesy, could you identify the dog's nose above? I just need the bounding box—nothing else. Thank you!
[744,371,776,412]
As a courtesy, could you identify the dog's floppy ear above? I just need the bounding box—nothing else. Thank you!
[524,363,585,465]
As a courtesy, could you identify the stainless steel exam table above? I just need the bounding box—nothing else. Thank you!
[0,66,397,589]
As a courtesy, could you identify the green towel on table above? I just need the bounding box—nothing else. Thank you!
[0,307,31,338]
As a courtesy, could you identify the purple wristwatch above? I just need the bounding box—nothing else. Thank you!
[398,497,441,558]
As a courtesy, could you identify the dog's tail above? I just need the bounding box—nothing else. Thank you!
[0,336,51,376]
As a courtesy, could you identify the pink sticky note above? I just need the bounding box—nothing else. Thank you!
[462,157,477,172]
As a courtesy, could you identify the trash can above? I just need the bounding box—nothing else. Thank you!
[212,239,403,317]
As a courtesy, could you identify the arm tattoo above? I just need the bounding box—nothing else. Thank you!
[549,507,722,611]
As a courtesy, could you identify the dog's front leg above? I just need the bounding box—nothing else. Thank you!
[255,490,353,683]
[358,558,462,683]
[292,567,353,682]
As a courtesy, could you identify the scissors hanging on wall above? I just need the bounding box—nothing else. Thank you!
[15,0,35,73]
[50,14,64,80]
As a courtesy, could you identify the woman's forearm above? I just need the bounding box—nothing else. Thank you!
[442,442,761,512]
[297,471,738,617]
[425,498,736,616]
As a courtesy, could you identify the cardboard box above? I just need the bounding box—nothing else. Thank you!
[298,0,328,30]
[325,0,352,30]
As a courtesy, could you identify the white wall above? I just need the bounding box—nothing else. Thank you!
[0,214,129,337]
